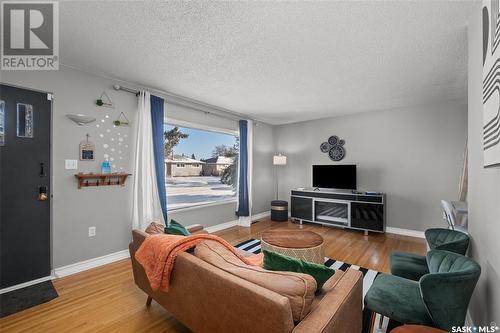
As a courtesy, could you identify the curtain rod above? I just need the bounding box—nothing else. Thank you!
[59,63,257,123]
[113,84,139,95]
[112,84,254,123]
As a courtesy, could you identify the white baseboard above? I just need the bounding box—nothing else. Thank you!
[205,220,239,233]
[252,211,271,221]
[54,250,130,278]
[0,275,54,294]
[386,227,425,238]
[206,211,271,233]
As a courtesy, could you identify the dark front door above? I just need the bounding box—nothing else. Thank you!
[0,84,51,288]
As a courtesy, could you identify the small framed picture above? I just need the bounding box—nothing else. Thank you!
[80,138,95,161]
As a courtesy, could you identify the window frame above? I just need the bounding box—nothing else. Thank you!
[165,120,239,212]
[166,118,238,137]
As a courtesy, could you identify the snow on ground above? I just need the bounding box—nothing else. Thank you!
[167,176,236,210]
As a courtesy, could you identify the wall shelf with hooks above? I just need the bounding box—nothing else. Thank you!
[74,172,131,189]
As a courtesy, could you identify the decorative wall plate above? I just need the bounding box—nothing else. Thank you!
[328,146,345,161]
[328,135,338,145]
[320,135,346,161]
[320,142,330,153]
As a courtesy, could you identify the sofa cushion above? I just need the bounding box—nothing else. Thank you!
[144,222,164,234]
[194,240,317,321]
[263,250,335,290]
[165,219,191,236]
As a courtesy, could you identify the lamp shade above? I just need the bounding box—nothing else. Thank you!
[273,154,287,165]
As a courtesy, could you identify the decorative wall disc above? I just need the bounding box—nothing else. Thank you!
[321,135,346,161]
[328,146,345,161]
[328,135,339,145]
[320,142,330,153]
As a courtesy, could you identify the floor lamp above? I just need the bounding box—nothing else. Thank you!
[273,154,287,200]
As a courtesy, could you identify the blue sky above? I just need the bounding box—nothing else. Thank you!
[165,124,237,160]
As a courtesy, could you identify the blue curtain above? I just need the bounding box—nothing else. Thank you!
[150,95,167,221]
[236,120,249,216]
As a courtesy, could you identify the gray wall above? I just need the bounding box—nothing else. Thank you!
[467,2,500,323]
[1,67,136,268]
[252,122,276,215]
[275,103,467,231]
[1,66,274,268]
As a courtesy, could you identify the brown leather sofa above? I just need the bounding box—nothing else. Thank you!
[129,229,363,333]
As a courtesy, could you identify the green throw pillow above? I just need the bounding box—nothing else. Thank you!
[164,219,191,236]
[263,250,335,290]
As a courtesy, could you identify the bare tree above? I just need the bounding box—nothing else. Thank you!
[212,143,238,158]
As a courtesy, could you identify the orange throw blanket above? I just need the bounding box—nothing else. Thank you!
[135,233,263,291]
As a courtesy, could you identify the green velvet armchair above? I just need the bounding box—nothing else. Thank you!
[364,250,481,331]
[425,228,470,255]
[390,251,429,281]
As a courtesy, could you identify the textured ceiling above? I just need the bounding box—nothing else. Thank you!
[60,1,471,125]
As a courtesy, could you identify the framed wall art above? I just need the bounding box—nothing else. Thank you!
[80,134,95,161]
[482,0,500,167]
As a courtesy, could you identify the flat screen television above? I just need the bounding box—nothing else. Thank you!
[312,165,357,190]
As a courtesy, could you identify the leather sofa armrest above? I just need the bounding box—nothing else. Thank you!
[320,270,345,292]
[292,269,363,333]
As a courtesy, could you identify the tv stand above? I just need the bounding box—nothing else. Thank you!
[290,188,386,233]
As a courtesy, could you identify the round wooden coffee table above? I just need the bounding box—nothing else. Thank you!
[261,230,325,264]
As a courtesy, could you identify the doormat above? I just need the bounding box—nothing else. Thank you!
[0,281,58,318]
[235,239,402,333]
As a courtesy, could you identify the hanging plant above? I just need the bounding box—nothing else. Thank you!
[114,112,130,126]
[95,91,114,108]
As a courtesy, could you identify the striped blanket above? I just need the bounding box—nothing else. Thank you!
[235,239,400,333]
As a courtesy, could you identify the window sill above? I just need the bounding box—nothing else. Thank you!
[167,199,237,214]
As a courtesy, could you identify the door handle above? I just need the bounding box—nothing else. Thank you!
[39,163,46,177]
[38,185,48,201]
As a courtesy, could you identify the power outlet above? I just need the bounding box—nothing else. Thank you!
[88,226,96,237]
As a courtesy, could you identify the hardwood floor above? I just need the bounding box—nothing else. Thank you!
[0,219,426,333]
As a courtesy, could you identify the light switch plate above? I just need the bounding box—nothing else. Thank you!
[65,159,78,170]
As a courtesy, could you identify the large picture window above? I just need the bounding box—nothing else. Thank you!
[165,123,238,210]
